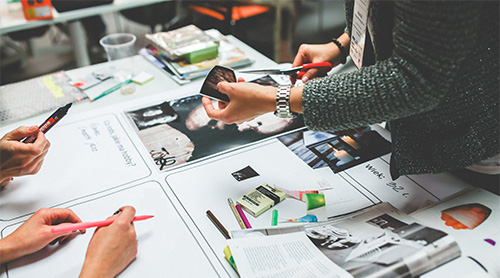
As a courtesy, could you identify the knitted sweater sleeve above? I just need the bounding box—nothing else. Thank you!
[302,1,482,131]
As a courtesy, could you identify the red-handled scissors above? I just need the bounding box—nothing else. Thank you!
[239,62,332,79]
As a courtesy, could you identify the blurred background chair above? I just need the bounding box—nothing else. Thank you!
[187,0,294,61]
[188,1,271,35]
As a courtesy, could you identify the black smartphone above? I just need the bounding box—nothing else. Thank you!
[199,65,235,102]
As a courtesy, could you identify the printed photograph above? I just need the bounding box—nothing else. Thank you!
[125,95,304,171]
[304,214,459,278]
[200,65,236,102]
[277,126,392,173]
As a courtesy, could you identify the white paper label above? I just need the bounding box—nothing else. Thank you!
[350,0,370,69]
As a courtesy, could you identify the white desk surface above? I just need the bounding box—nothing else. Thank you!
[58,34,275,116]
[0,35,287,278]
[0,0,169,35]
[0,35,475,277]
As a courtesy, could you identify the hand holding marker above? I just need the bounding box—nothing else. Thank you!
[51,215,154,233]
[22,103,72,143]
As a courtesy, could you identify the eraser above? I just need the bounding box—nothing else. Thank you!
[236,183,286,217]
[132,71,154,85]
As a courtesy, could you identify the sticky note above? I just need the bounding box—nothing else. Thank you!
[132,71,154,85]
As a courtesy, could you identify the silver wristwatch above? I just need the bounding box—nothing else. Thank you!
[274,84,295,118]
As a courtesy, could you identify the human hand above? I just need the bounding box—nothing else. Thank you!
[292,43,338,83]
[0,208,83,263]
[202,78,276,125]
[0,126,51,187]
[80,206,138,278]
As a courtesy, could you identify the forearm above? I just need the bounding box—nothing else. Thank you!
[338,32,350,49]
[0,237,25,264]
[302,2,482,131]
[290,86,304,113]
[330,32,350,66]
[80,262,114,278]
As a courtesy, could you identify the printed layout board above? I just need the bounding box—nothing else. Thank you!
[164,131,470,276]
[0,86,474,278]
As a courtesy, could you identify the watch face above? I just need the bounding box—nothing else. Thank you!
[199,65,235,102]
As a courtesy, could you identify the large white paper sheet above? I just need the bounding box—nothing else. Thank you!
[1,182,220,278]
[0,114,151,221]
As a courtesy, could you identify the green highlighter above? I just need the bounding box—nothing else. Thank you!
[271,209,278,226]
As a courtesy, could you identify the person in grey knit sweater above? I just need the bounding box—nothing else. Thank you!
[202,1,499,181]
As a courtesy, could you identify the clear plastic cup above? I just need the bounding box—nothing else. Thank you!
[99,33,137,81]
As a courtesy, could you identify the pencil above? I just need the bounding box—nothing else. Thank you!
[92,79,132,101]
[206,210,230,239]
[228,198,246,229]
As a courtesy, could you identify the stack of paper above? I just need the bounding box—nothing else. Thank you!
[145,24,219,63]
[140,29,252,84]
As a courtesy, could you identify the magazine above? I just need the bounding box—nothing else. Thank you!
[145,24,218,61]
[411,188,500,277]
[143,29,252,83]
[229,203,461,278]
[166,29,252,78]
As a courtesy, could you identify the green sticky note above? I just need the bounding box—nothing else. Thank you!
[303,193,326,210]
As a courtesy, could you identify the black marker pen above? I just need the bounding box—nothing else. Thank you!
[22,103,72,143]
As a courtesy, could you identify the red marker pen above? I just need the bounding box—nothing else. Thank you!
[22,103,72,143]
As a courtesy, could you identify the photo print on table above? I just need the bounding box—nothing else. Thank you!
[125,95,304,171]
[232,165,260,181]
[277,126,391,173]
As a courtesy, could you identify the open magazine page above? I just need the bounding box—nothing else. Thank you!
[231,203,460,278]
[411,188,500,277]
[228,232,353,278]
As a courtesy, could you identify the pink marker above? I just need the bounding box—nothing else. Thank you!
[51,215,154,234]
[235,204,252,229]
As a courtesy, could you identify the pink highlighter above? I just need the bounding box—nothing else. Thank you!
[51,215,154,234]
[235,204,252,229]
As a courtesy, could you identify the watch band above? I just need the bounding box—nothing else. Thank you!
[274,84,295,118]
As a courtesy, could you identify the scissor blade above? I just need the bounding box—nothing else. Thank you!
[238,69,289,75]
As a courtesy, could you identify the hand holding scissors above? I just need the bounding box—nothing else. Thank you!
[239,62,332,80]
